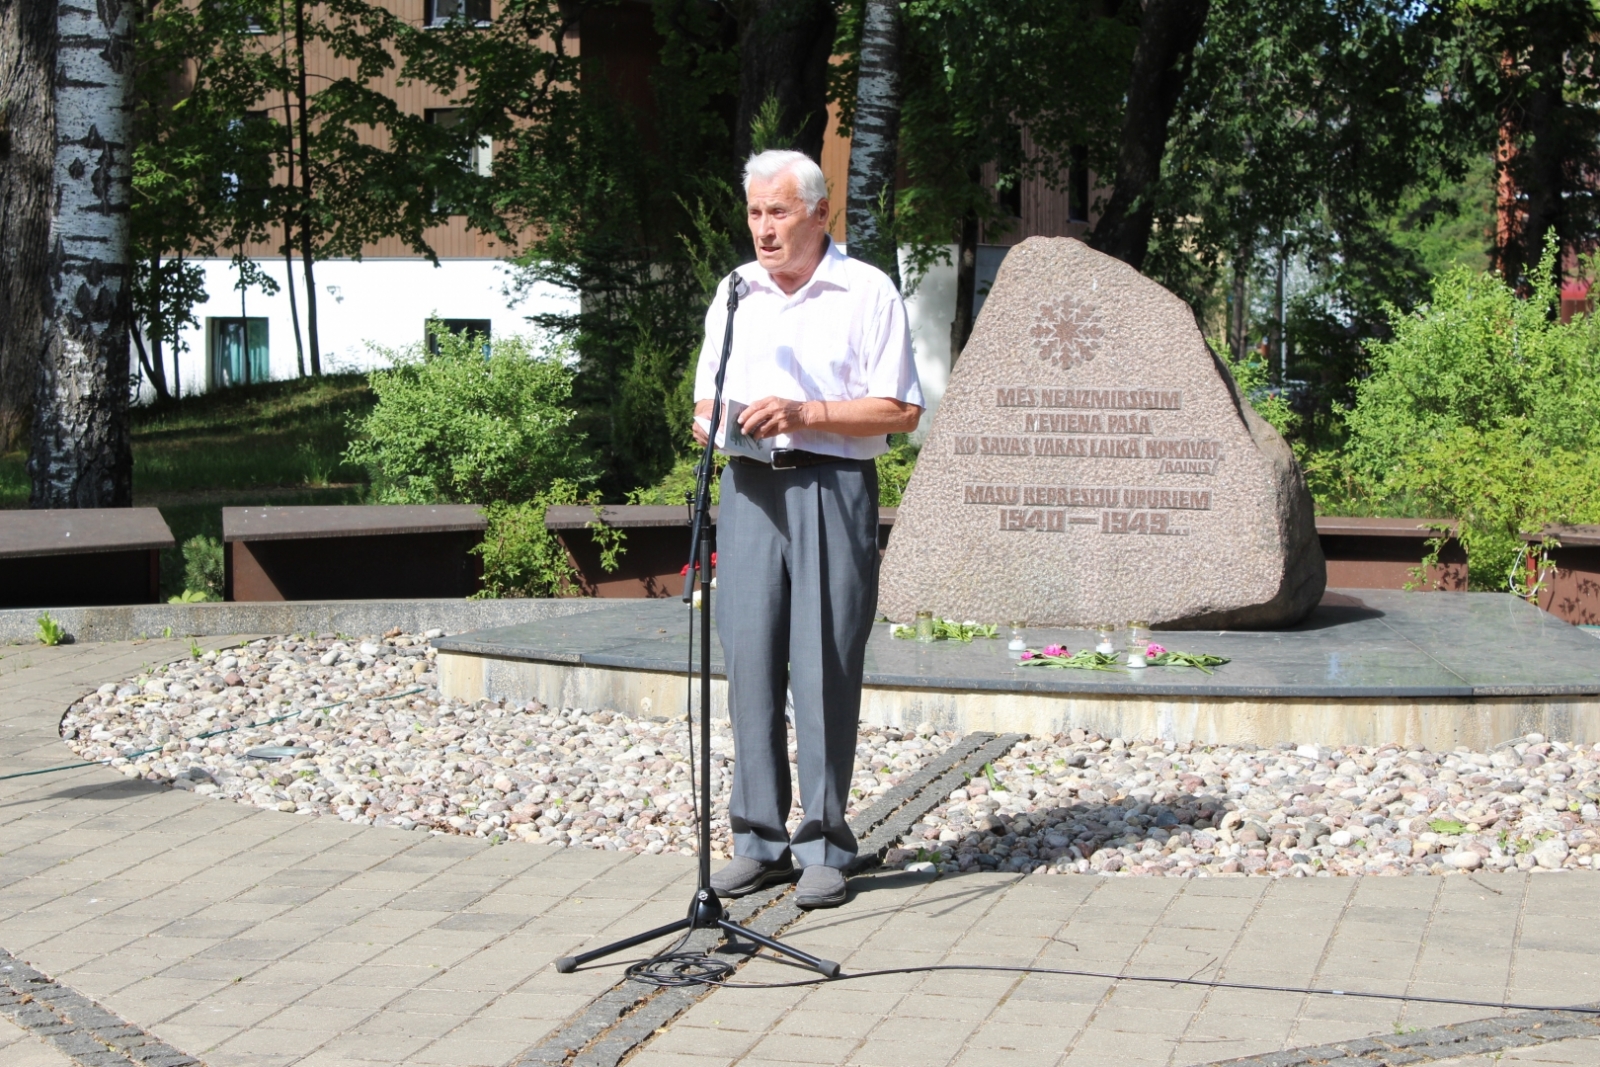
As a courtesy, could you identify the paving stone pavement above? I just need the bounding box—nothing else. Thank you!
[5,638,1600,1067]
[0,1013,76,1067]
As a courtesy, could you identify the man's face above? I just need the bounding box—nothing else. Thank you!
[746,174,828,279]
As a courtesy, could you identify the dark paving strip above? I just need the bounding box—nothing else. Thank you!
[0,946,201,1067]
[514,731,1024,1067]
[1188,1007,1600,1067]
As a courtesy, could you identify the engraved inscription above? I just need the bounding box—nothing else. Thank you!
[1033,437,1144,458]
[967,485,1212,509]
[1102,511,1185,536]
[980,436,1030,455]
[964,484,1020,505]
[1000,509,1066,532]
[1146,438,1220,460]
[997,387,1182,410]
[974,380,1217,536]
[1024,413,1154,435]
[1161,459,1215,474]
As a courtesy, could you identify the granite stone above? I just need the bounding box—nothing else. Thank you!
[879,236,1326,628]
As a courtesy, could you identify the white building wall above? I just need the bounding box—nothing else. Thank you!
[896,243,1011,441]
[136,257,578,402]
[139,247,1011,440]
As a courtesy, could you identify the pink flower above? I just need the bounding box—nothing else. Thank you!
[1042,644,1067,657]
[1146,643,1167,656]
[1019,650,1034,660]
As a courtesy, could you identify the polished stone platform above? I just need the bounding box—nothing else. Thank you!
[434,590,1600,749]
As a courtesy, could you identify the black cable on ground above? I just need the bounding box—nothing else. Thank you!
[1,685,427,782]
[620,956,1600,1015]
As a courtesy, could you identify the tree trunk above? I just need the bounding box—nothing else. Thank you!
[1089,0,1209,271]
[292,0,321,374]
[28,0,134,506]
[1227,250,1248,360]
[279,2,306,377]
[138,252,170,401]
[0,0,55,453]
[1514,24,1565,290]
[949,208,978,362]
[734,0,836,164]
[845,0,902,285]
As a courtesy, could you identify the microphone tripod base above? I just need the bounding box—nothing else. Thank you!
[554,887,840,978]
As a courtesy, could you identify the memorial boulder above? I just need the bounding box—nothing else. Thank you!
[879,237,1325,629]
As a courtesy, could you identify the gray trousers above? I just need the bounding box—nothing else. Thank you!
[715,457,880,869]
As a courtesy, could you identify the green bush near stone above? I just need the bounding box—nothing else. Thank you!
[345,330,596,506]
[1317,238,1600,588]
[170,535,224,603]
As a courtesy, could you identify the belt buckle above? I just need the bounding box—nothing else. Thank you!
[770,449,796,469]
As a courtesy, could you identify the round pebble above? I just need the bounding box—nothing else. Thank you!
[59,632,957,856]
[880,731,1600,877]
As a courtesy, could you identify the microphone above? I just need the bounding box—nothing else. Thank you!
[728,271,748,309]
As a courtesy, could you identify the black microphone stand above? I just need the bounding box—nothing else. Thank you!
[555,272,839,980]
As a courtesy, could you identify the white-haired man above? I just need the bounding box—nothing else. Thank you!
[692,149,923,909]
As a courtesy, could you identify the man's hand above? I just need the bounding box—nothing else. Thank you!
[738,397,811,440]
[692,400,712,445]
[692,395,922,444]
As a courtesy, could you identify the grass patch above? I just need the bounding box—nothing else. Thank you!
[1,375,377,597]
[134,374,374,497]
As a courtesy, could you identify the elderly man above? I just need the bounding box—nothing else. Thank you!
[692,149,923,910]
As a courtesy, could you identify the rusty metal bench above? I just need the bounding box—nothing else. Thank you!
[545,505,898,598]
[0,509,174,608]
[1315,516,1466,591]
[1525,525,1600,625]
[223,505,485,601]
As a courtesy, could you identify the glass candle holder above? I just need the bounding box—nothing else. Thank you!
[1007,620,1028,659]
[914,610,936,643]
[1127,620,1151,649]
[1126,619,1151,667]
[1094,623,1116,655]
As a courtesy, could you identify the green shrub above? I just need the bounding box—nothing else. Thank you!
[171,535,223,603]
[876,434,920,507]
[474,481,625,598]
[1335,238,1600,587]
[36,613,65,646]
[345,330,595,505]
[627,454,721,506]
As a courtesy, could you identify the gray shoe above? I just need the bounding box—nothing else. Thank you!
[710,855,793,897]
[795,865,848,909]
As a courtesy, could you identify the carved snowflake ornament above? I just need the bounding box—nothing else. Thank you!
[1030,295,1104,370]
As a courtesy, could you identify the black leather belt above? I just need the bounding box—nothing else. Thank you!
[732,449,854,470]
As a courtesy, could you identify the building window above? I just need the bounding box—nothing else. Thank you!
[425,0,490,27]
[209,318,269,388]
[426,109,492,177]
[427,318,492,357]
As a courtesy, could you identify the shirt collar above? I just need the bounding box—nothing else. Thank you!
[743,236,851,298]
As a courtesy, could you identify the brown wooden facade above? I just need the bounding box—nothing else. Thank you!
[241,0,1085,261]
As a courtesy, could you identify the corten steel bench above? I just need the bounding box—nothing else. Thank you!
[223,505,486,601]
[1314,516,1466,591]
[545,505,899,598]
[0,509,174,608]
[1525,525,1600,625]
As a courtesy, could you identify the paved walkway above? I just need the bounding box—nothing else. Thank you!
[4,639,1600,1067]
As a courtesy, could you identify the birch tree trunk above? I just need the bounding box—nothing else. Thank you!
[845,0,901,285]
[1089,0,1209,271]
[0,0,55,453]
[28,0,134,506]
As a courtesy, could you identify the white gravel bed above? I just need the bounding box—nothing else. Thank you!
[885,731,1600,877]
[58,633,956,856]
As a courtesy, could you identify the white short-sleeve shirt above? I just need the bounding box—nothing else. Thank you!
[692,238,923,461]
